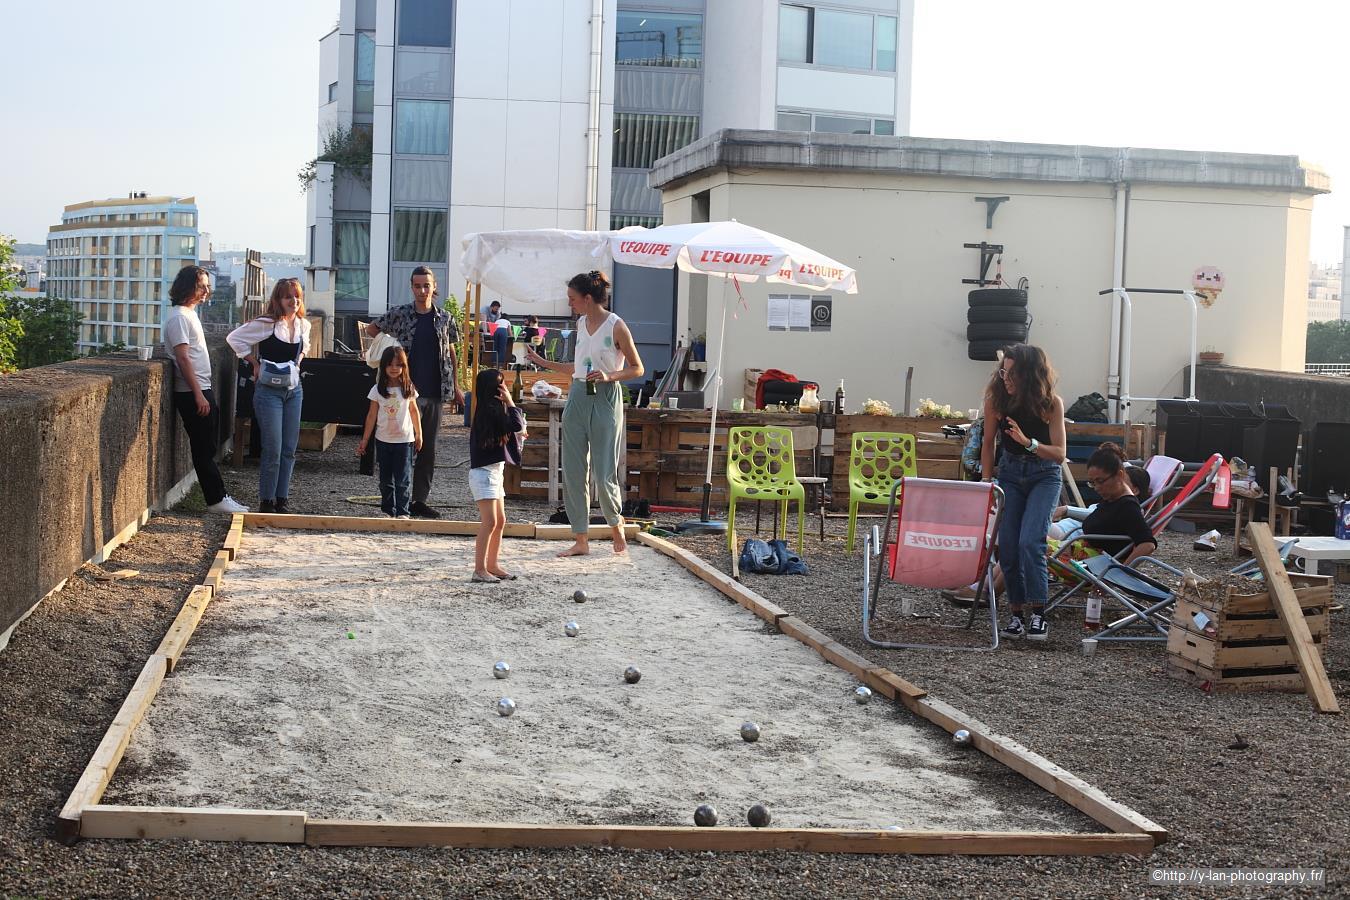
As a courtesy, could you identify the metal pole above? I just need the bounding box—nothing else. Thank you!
[1118,288,1133,427]
[1183,290,1198,401]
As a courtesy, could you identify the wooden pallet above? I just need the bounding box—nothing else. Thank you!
[1166,574,1332,693]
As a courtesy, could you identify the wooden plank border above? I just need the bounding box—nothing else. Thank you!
[57,654,168,840]
[81,805,306,843]
[62,522,1162,855]
[303,820,1154,856]
[243,513,637,542]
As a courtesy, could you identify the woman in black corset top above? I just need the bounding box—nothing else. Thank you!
[979,344,1066,641]
[227,278,312,514]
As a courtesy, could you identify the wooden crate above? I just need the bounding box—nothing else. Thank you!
[297,423,338,452]
[1166,574,1333,693]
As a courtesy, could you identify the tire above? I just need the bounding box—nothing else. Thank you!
[967,305,1030,324]
[968,339,1006,361]
[968,288,1028,307]
[968,322,1030,342]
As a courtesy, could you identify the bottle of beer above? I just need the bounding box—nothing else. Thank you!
[834,379,846,415]
[586,361,597,396]
[511,365,524,405]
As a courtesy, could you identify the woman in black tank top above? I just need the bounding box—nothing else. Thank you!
[978,344,1067,641]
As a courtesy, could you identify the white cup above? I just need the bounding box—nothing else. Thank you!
[666,396,679,409]
[137,346,153,361]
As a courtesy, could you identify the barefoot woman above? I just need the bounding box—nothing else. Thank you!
[525,271,645,555]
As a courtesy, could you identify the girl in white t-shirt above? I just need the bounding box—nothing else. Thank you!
[357,346,423,518]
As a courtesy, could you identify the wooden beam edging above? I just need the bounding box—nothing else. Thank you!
[303,820,1152,856]
[57,654,169,841]
[155,585,215,673]
[81,805,306,843]
[633,531,1164,848]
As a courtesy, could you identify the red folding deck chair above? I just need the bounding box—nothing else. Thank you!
[862,477,1004,651]
[1139,454,1183,516]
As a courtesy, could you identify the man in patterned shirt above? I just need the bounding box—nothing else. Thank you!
[365,267,464,518]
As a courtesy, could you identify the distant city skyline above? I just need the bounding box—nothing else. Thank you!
[2,0,1347,263]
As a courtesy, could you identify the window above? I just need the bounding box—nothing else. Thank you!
[328,81,339,103]
[335,220,371,302]
[612,113,699,169]
[336,268,371,303]
[778,109,895,136]
[396,100,451,154]
[172,211,197,227]
[875,15,897,72]
[355,32,375,113]
[170,235,197,258]
[616,12,702,68]
[398,0,453,48]
[779,5,811,63]
[393,209,447,262]
[779,4,898,72]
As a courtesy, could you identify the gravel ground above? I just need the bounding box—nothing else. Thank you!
[2,421,1347,899]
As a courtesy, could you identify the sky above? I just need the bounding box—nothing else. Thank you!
[2,0,1347,264]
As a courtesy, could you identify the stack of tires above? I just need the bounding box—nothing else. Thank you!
[967,288,1030,360]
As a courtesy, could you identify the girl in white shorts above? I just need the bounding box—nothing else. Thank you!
[468,368,526,582]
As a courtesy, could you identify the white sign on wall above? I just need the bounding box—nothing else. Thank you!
[768,294,831,332]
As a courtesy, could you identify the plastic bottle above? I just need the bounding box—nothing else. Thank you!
[834,379,846,415]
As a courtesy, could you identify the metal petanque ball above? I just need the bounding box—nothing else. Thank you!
[573,589,588,603]
[693,804,718,827]
[747,803,772,828]
[853,685,873,705]
[493,660,511,680]
[496,697,517,717]
[739,721,761,743]
[624,665,642,684]
[564,620,581,637]
[952,728,973,748]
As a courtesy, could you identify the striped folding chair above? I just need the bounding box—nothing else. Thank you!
[862,477,1005,651]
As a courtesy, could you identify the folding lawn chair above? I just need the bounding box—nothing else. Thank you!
[1138,454,1183,516]
[1076,538,1299,652]
[861,477,1004,651]
[1045,453,1223,615]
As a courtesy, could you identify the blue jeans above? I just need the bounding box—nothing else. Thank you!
[996,452,1062,610]
[376,439,414,516]
[253,383,303,502]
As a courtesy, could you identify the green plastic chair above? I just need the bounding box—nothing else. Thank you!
[846,431,917,552]
[726,425,806,556]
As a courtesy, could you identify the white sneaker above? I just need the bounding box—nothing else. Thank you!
[206,496,249,514]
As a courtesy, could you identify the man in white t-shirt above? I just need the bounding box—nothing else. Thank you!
[162,265,247,514]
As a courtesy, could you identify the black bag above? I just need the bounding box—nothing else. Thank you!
[1066,392,1109,423]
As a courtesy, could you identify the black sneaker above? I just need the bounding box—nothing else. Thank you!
[274,497,290,514]
[1002,615,1025,638]
[409,501,441,519]
[259,499,276,514]
[1026,613,1049,641]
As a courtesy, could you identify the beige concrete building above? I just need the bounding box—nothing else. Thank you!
[651,131,1328,422]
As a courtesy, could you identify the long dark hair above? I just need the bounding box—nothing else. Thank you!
[377,345,413,399]
[566,270,611,309]
[170,265,208,305]
[986,343,1057,420]
[471,368,514,450]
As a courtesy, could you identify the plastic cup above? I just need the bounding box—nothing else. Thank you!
[137,346,153,361]
[666,397,679,409]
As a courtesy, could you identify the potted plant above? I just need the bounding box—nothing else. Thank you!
[691,333,706,362]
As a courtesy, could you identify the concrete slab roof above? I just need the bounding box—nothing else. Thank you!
[648,129,1330,195]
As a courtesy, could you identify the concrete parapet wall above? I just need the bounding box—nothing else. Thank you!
[0,343,234,647]
[1194,365,1350,428]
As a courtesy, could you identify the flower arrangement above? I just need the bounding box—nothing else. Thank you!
[916,398,965,420]
[862,398,894,416]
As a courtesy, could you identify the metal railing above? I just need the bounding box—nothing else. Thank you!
[1305,363,1350,376]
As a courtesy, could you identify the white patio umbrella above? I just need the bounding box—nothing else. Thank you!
[602,221,858,532]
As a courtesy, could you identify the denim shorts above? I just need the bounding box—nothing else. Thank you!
[469,462,505,501]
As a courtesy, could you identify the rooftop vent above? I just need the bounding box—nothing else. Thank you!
[128,191,149,199]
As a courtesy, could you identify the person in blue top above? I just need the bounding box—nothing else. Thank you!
[365,267,463,518]
[526,271,644,557]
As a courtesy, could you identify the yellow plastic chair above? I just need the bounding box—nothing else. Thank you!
[846,431,917,552]
[726,425,807,556]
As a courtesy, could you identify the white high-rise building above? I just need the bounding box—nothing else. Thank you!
[306,0,913,360]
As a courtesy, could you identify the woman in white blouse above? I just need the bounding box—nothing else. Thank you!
[226,278,312,514]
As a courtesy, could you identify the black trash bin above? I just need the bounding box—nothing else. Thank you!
[1156,400,1203,462]
[1242,403,1301,474]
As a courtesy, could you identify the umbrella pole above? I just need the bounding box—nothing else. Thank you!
[678,278,730,535]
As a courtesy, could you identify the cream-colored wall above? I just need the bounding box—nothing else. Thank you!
[662,171,1312,418]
